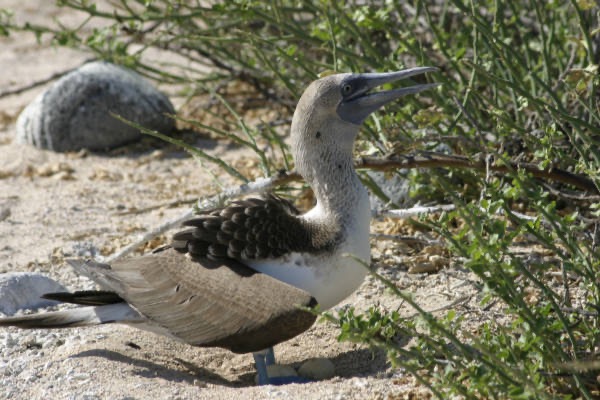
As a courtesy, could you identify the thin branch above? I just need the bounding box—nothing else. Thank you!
[371,233,443,246]
[105,208,193,263]
[452,95,486,147]
[0,58,95,98]
[358,151,599,194]
[373,204,455,219]
[541,182,600,202]
[113,197,197,215]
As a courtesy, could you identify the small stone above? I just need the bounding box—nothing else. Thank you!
[297,358,335,380]
[3,333,17,348]
[42,334,64,349]
[16,61,175,152]
[80,393,100,400]
[0,272,66,315]
[0,206,10,222]
[70,242,101,259]
[24,372,39,383]
[67,372,90,382]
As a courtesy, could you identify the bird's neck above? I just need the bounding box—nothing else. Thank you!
[301,150,369,229]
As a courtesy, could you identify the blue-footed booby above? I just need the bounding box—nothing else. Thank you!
[0,67,438,385]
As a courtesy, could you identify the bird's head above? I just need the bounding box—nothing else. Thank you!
[291,67,439,179]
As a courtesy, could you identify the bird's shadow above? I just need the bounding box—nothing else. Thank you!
[72,345,393,388]
[71,349,243,387]
[329,347,390,378]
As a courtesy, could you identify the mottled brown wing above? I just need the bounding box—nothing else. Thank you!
[75,248,317,353]
[171,194,336,260]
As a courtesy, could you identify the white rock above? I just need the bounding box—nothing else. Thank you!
[3,333,18,348]
[67,372,90,382]
[297,358,336,380]
[0,272,66,315]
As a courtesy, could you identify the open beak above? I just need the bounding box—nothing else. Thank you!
[337,67,439,125]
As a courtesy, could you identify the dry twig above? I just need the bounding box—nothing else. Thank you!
[358,151,599,194]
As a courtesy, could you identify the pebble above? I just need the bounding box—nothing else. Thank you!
[3,332,18,348]
[67,372,90,382]
[16,61,175,152]
[0,272,66,315]
[75,393,100,400]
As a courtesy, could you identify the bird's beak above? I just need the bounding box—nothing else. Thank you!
[337,67,439,125]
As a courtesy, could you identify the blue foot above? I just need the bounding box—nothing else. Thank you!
[265,347,275,366]
[253,351,270,385]
[253,348,313,385]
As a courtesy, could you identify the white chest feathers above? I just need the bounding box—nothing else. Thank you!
[247,193,372,310]
[247,247,369,310]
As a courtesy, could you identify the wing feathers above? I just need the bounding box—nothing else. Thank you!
[172,195,337,261]
[42,290,123,306]
[67,249,317,353]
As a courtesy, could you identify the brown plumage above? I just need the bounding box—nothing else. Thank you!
[82,248,318,353]
[171,194,339,260]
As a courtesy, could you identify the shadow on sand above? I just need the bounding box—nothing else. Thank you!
[72,345,393,388]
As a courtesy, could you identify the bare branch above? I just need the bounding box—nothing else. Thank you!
[371,233,443,246]
[0,58,95,98]
[358,151,599,194]
[373,204,455,219]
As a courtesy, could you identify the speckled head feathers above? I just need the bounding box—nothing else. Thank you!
[290,68,438,184]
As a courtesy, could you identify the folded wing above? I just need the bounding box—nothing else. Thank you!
[68,247,317,353]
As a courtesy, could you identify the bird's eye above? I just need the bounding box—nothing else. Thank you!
[342,83,353,95]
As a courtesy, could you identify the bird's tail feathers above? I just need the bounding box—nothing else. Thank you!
[0,303,141,329]
[42,290,124,306]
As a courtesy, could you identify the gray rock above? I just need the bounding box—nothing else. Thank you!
[0,272,66,315]
[368,142,454,210]
[368,170,412,210]
[16,61,175,152]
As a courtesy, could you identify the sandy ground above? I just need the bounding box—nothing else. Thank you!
[0,3,484,399]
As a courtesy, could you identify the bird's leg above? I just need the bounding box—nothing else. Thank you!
[265,347,276,366]
[253,351,270,386]
[253,347,311,385]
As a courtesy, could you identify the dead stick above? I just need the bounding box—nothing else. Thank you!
[0,58,95,98]
[356,152,598,194]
